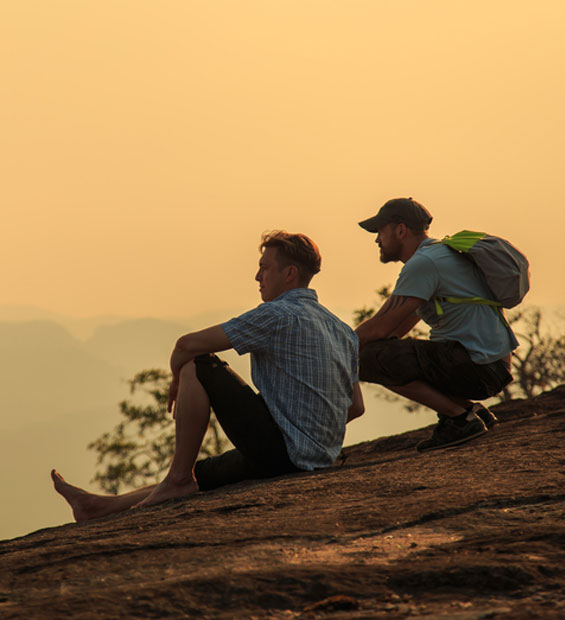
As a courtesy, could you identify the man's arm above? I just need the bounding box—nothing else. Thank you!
[168,325,232,412]
[346,382,365,423]
[355,295,424,347]
[170,325,231,379]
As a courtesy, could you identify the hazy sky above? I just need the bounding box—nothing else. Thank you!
[2,0,564,322]
[2,0,565,541]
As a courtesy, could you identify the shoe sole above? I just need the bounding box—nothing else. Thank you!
[416,427,488,453]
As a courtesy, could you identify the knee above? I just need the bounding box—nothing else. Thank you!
[359,339,409,384]
[358,341,388,382]
[179,360,197,383]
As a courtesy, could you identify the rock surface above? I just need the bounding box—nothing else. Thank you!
[1,387,564,619]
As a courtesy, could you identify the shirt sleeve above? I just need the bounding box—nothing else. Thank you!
[352,354,359,384]
[392,252,440,301]
[221,303,284,355]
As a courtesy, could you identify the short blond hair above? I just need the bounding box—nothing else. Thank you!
[260,230,321,284]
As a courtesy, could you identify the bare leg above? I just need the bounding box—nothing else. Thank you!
[134,360,211,508]
[387,380,471,417]
[51,469,156,522]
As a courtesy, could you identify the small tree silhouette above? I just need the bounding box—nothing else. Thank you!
[502,306,565,400]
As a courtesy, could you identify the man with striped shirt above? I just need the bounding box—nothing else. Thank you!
[52,231,363,520]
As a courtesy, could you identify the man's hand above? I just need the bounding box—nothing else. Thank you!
[346,382,365,423]
[167,325,232,417]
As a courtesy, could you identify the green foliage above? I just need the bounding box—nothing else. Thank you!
[88,368,229,494]
[355,288,565,408]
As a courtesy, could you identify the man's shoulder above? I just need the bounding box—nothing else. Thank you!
[226,289,355,338]
[287,290,354,325]
[405,239,463,271]
[413,238,445,257]
[314,302,356,331]
[221,302,291,352]
[416,238,467,260]
[399,241,440,275]
[274,292,357,342]
[232,300,290,323]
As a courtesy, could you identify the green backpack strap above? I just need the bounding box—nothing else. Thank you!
[433,295,510,328]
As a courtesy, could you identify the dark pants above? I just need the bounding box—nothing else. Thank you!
[359,338,512,401]
[193,355,301,491]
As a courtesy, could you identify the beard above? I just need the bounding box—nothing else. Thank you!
[379,242,402,263]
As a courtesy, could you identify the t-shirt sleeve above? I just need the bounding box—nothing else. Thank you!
[221,303,283,355]
[392,252,440,301]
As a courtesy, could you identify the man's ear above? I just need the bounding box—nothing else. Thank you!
[396,222,408,238]
[286,264,299,282]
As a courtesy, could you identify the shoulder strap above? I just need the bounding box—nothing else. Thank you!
[433,296,510,328]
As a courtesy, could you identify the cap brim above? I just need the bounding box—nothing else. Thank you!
[358,214,385,232]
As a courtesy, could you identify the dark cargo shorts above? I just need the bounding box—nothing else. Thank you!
[193,354,301,491]
[359,338,512,401]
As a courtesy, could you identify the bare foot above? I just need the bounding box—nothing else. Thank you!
[50,469,106,522]
[133,478,199,509]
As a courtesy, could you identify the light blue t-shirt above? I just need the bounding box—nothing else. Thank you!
[393,238,519,364]
[222,288,359,471]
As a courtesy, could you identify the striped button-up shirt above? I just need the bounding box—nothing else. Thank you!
[222,288,358,470]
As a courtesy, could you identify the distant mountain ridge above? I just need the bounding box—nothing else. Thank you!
[84,318,189,376]
[0,305,128,340]
[0,313,248,434]
[0,313,251,540]
[0,317,195,433]
[0,304,62,322]
[0,320,78,350]
[0,304,248,340]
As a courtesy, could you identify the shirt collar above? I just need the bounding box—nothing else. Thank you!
[418,237,437,250]
[272,288,318,303]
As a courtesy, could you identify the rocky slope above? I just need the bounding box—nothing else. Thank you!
[1,387,564,619]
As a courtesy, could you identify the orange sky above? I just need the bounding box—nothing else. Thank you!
[1,0,564,322]
[2,0,565,541]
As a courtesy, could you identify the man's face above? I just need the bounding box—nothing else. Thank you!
[375,222,403,263]
[255,247,289,302]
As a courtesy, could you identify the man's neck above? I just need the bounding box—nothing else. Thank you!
[400,233,429,263]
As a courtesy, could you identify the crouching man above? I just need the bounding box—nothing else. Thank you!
[356,198,517,452]
[52,230,364,521]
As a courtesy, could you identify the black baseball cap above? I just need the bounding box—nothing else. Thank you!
[359,197,433,232]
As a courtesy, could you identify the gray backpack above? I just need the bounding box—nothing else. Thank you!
[432,230,530,318]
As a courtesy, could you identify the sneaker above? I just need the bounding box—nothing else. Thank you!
[416,412,488,453]
[470,403,498,428]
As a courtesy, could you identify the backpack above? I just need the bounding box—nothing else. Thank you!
[432,230,530,320]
